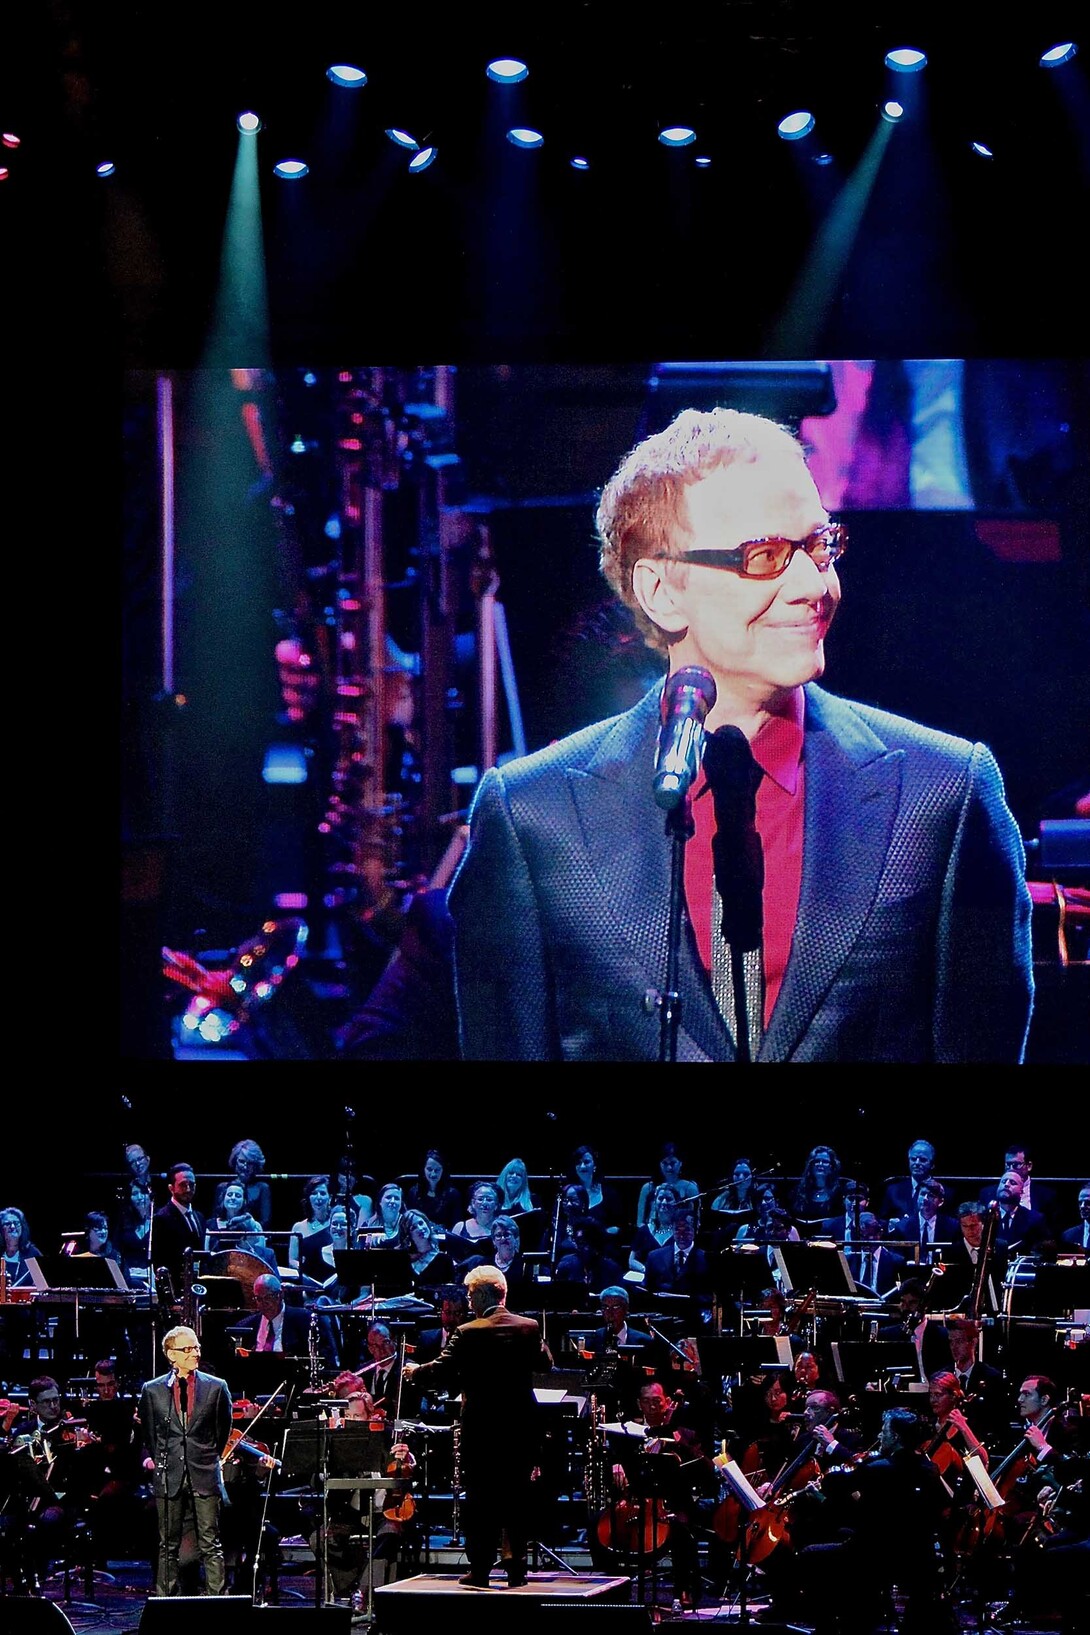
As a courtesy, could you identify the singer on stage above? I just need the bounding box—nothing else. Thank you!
[139,1324,233,1597]
[446,406,1032,1063]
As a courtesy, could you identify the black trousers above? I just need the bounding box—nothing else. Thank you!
[462,1453,533,1582]
[155,1484,226,1596]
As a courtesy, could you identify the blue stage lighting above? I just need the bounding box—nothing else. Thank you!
[327,64,368,88]
[971,141,994,158]
[881,101,905,123]
[507,127,544,148]
[273,159,309,179]
[386,128,419,150]
[237,111,262,133]
[778,110,815,141]
[885,47,927,72]
[408,145,438,172]
[659,125,696,147]
[487,58,529,83]
[96,160,116,177]
[570,155,590,170]
[1040,42,1078,68]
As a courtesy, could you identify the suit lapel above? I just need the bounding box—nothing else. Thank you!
[568,687,732,1061]
[760,687,904,1061]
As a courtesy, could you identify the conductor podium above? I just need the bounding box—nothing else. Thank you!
[372,1571,634,1632]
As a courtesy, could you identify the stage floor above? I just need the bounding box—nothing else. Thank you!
[3,1557,1070,1635]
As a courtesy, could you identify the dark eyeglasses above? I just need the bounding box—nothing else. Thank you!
[667,522,847,580]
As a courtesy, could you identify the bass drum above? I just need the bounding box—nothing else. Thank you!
[200,1250,271,1310]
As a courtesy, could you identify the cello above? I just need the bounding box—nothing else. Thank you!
[739,1413,837,1566]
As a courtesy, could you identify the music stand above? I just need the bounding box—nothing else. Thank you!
[698,1334,794,1380]
[443,1234,491,1266]
[772,1242,856,1299]
[830,1339,923,1392]
[26,1254,129,1292]
[334,1249,413,1292]
[718,1457,770,1628]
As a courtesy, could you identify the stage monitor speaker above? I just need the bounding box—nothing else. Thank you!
[138,1596,254,1630]
[253,1611,353,1630]
[1,1602,77,1633]
[538,1607,654,1633]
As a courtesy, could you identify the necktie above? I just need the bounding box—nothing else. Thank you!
[260,1318,274,1352]
[863,1251,875,1288]
[701,725,765,1063]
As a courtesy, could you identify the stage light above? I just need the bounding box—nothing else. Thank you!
[1040,42,1078,68]
[408,145,438,172]
[0,167,8,183]
[237,111,262,133]
[507,127,544,148]
[695,155,712,168]
[886,47,927,72]
[262,745,308,785]
[881,101,905,122]
[659,125,696,147]
[2,133,20,149]
[386,128,419,150]
[273,159,309,179]
[487,57,529,83]
[778,110,815,141]
[96,160,116,177]
[570,155,589,170]
[327,64,368,88]
[971,140,994,158]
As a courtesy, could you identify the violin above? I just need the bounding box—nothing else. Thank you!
[221,1386,284,1472]
[222,1426,281,1470]
[383,1441,416,1523]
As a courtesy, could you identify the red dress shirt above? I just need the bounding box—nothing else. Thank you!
[683,687,806,1029]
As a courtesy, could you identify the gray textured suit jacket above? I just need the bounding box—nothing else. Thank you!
[448,681,1033,1063]
[139,1369,232,1499]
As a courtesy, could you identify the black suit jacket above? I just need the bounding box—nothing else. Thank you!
[889,1210,961,1253]
[1060,1222,1090,1250]
[138,1369,232,1499]
[233,1304,318,1358]
[449,682,1033,1063]
[993,1204,1051,1253]
[584,1323,654,1354]
[939,1234,1010,1311]
[409,1306,552,1470]
[643,1243,714,1298]
[152,1203,206,1295]
[846,1243,906,1297]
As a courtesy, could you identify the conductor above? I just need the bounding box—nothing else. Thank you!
[403,1264,553,1588]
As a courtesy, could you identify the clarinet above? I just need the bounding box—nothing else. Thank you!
[451,1422,462,1543]
[308,1310,321,1389]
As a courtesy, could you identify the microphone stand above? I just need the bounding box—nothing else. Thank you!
[657,796,695,1063]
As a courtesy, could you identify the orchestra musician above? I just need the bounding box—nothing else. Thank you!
[998,1392,1090,1634]
[3,1375,93,1586]
[845,1211,906,1297]
[796,1406,959,1635]
[231,1273,325,1360]
[921,1369,991,1550]
[151,1164,206,1304]
[603,1379,719,1610]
